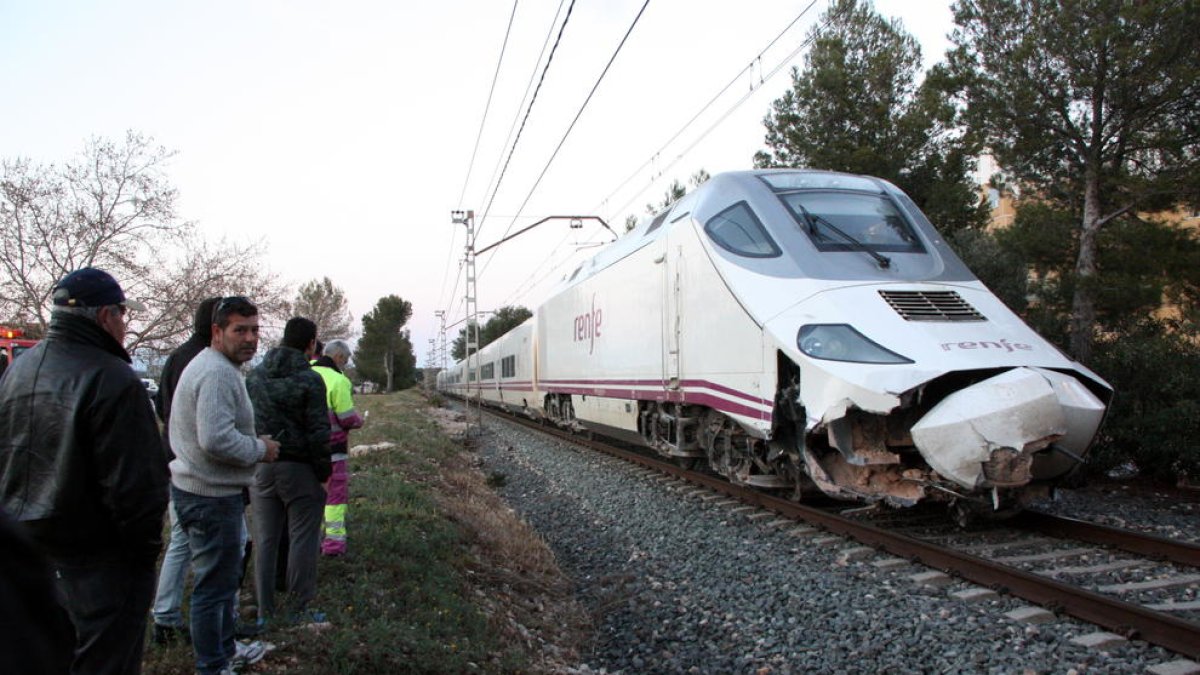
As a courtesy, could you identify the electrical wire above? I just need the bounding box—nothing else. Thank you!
[602,0,844,223]
[475,0,579,245]
[478,0,652,278]
[474,0,569,218]
[590,0,820,216]
[439,0,521,323]
[457,0,521,209]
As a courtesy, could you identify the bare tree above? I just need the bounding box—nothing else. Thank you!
[291,277,354,340]
[0,131,289,356]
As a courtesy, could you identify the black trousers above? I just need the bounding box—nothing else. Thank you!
[51,554,156,675]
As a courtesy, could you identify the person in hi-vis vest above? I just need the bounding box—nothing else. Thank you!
[311,340,364,556]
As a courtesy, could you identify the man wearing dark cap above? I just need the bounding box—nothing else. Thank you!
[0,267,169,674]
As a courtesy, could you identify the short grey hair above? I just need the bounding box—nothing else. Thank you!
[324,339,352,361]
[52,305,105,322]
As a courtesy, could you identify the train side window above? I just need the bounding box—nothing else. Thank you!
[704,201,781,258]
[501,355,516,378]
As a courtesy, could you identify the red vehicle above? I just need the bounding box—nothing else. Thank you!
[0,326,39,366]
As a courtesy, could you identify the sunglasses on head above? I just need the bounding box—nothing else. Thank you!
[212,295,254,323]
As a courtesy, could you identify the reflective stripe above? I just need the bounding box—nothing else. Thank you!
[324,504,347,539]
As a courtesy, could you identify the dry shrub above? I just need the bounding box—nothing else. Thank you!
[434,452,593,673]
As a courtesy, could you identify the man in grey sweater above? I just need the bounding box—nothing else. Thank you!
[169,296,280,675]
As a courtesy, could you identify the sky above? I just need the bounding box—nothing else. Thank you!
[0,0,955,367]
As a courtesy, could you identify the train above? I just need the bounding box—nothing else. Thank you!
[437,169,1112,519]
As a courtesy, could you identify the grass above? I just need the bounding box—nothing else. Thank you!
[143,389,588,674]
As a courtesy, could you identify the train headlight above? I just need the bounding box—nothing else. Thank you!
[797,324,912,364]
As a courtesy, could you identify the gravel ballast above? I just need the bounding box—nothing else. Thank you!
[477,417,1192,673]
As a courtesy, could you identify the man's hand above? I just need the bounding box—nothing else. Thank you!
[259,435,281,463]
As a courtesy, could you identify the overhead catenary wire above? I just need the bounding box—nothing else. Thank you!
[605,2,848,223]
[498,220,607,308]
[474,0,569,218]
[590,0,820,217]
[439,0,523,323]
[478,0,652,279]
[474,0,579,245]
[438,1,568,332]
[456,0,521,209]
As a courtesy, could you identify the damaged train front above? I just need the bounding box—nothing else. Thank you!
[767,285,1112,518]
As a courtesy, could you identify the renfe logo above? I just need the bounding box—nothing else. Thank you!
[940,338,1032,353]
[574,295,602,355]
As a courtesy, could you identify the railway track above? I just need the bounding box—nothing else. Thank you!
[478,406,1200,660]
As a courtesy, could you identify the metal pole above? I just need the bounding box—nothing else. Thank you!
[435,310,448,371]
[452,210,482,436]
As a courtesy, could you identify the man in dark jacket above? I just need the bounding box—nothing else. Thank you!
[150,296,219,644]
[246,316,331,623]
[0,267,168,674]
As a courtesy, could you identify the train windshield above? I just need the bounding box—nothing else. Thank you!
[775,190,925,255]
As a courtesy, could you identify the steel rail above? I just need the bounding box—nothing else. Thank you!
[1014,511,1200,568]
[481,408,1200,659]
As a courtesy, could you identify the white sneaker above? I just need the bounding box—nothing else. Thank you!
[231,640,266,667]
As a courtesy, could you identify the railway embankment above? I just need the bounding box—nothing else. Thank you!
[143,389,590,675]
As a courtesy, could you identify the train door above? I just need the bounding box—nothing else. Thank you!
[664,241,683,390]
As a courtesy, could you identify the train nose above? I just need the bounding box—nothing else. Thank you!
[910,367,1107,490]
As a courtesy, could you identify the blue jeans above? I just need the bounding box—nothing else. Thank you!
[172,486,244,675]
[152,501,249,628]
[152,500,190,627]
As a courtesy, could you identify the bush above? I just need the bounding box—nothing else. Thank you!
[1087,319,1200,483]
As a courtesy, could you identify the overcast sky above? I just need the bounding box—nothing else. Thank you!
[0,0,955,365]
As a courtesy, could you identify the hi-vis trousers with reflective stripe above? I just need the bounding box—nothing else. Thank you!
[322,459,348,556]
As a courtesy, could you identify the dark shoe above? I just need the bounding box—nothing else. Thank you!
[152,623,190,646]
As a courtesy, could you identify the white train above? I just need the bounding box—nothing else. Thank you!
[439,170,1112,517]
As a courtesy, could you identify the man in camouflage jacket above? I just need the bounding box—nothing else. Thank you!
[245,317,330,622]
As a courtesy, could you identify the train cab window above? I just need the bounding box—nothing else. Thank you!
[778,191,925,254]
[704,201,781,258]
[481,362,495,380]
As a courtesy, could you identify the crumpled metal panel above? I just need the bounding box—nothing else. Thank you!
[910,367,1103,490]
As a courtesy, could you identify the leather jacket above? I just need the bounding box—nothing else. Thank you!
[0,313,168,562]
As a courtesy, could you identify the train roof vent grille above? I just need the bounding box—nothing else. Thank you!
[879,290,986,322]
